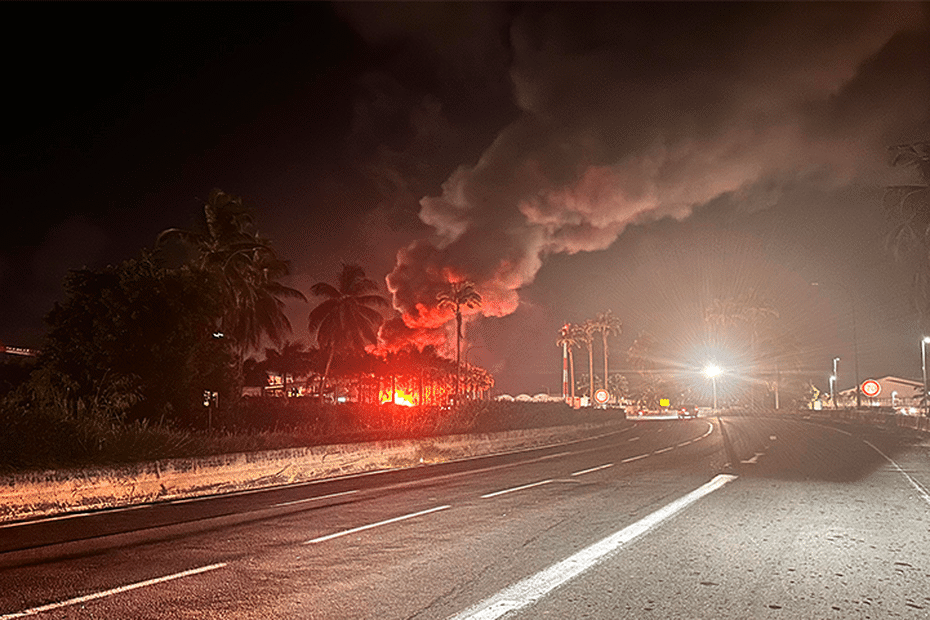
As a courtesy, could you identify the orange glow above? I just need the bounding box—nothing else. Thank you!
[380,386,418,407]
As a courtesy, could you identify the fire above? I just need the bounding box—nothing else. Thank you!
[380,386,418,407]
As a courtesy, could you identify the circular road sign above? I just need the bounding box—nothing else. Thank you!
[861,379,881,397]
[594,389,610,404]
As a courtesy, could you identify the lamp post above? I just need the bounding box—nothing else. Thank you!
[812,283,861,408]
[705,364,721,414]
[922,336,930,417]
[831,356,839,408]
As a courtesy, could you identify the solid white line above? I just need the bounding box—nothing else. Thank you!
[620,454,649,463]
[304,505,451,544]
[481,479,554,499]
[448,474,738,620]
[0,563,228,619]
[274,489,358,507]
[536,451,572,461]
[571,463,614,477]
[864,441,930,506]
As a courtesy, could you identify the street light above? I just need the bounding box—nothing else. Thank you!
[831,356,839,409]
[922,336,930,417]
[704,364,721,413]
[812,283,861,408]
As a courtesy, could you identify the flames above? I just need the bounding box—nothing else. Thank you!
[380,386,418,407]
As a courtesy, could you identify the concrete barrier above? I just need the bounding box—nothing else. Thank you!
[0,420,628,523]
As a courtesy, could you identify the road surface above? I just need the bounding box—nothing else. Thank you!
[1,415,928,619]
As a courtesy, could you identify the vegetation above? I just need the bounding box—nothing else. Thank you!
[436,280,483,396]
[885,141,930,331]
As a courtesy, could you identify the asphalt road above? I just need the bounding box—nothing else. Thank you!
[1,415,928,619]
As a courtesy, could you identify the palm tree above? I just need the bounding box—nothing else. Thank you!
[580,320,596,404]
[593,310,622,392]
[557,323,580,402]
[156,189,305,382]
[436,280,483,397]
[308,263,389,401]
[885,141,930,330]
[705,289,779,410]
[628,331,659,409]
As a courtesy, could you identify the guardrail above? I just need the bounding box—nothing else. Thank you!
[798,408,930,434]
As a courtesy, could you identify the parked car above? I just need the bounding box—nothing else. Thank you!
[677,405,698,419]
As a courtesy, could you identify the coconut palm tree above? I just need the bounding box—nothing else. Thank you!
[436,280,483,397]
[557,323,580,402]
[308,263,389,401]
[156,189,305,382]
[580,320,596,404]
[885,141,930,329]
[705,289,779,410]
[593,310,622,391]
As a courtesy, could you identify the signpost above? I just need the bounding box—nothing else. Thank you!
[861,379,881,399]
[594,389,609,405]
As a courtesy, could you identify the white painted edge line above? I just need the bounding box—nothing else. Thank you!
[448,474,739,620]
[677,440,693,447]
[481,480,554,499]
[627,437,641,442]
[571,463,614,477]
[864,441,930,506]
[304,505,451,544]
[620,454,649,463]
[654,447,674,454]
[274,489,359,507]
[0,562,228,619]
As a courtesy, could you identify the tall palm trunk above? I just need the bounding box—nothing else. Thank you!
[602,332,609,390]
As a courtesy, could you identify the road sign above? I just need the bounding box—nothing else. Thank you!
[861,379,881,397]
[594,389,609,404]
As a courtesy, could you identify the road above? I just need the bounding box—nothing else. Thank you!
[1,415,928,619]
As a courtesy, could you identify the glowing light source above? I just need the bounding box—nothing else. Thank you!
[704,364,721,413]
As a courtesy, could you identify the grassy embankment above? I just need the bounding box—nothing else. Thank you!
[0,397,625,474]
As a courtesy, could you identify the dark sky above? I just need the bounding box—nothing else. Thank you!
[2,2,929,396]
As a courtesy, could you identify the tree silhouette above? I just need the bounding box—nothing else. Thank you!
[308,263,388,401]
[436,280,483,397]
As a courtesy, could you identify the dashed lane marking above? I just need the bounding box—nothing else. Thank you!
[481,480,555,499]
[0,563,228,619]
[304,505,452,544]
[571,463,614,476]
[274,489,359,507]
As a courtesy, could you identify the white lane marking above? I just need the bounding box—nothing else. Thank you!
[654,447,674,454]
[0,563,227,619]
[627,437,641,442]
[864,441,930,506]
[678,440,693,447]
[620,454,649,463]
[536,451,572,461]
[481,480,554,499]
[571,463,614,477]
[304,505,451,544]
[448,474,739,620]
[741,452,764,465]
[274,489,358,507]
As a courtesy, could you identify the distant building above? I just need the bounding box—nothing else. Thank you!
[835,376,923,413]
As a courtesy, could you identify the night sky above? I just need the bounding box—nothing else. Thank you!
[2,3,929,396]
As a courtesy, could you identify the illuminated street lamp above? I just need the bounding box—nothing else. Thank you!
[922,336,930,417]
[704,364,721,413]
[812,283,861,408]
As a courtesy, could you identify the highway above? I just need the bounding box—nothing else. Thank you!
[1,415,928,619]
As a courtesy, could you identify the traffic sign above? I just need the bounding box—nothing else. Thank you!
[594,389,610,404]
[861,379,881,397]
